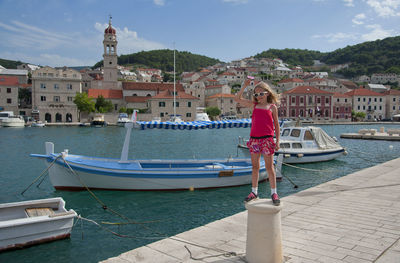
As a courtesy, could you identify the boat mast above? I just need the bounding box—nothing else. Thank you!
[119,109,138,163]
[173,43,176,119]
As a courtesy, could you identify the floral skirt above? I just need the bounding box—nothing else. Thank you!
[246,137,276,155]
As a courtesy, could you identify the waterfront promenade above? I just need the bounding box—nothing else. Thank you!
[102,157,400,263]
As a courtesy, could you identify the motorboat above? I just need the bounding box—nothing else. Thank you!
[117,113,131,126]
[1,116,25,127]
[31,121,46,127]
[90,114,107,127]
[169,114,184,123]
[31,111,282,191]
[195,107,210,121]
[239,126,347,164]
[0,197,76,252]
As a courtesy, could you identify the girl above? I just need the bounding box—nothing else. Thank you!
[235,79,280,205]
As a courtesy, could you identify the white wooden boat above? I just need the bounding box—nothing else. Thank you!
[239,126,346,164]
[1,115,25,127]
[0,197,77,252]
[90,114,107,127]
[31,142,269,190]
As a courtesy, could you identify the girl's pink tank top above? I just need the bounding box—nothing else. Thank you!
[250,104,274,137]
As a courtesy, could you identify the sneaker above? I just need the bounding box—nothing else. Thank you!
[244,192,258,202]
[271,193,280,206]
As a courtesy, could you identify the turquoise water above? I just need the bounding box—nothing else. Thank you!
[1,124,400,262]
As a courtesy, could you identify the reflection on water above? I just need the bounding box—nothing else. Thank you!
[0,123,399,262]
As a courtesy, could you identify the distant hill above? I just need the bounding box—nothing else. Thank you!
[255,36,400,78]
[93,49,222,73]
[0,58,24,69]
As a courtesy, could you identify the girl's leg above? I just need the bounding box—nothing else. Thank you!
[263,154,276,188]
[251,153,261,188]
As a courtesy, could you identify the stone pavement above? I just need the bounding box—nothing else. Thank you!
[102,157,400,263]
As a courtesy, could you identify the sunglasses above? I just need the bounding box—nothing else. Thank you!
[254,92,268,98]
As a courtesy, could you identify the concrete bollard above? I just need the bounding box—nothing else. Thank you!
[245,199,283,263]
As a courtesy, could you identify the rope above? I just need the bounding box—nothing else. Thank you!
[282,162,328,172]
[21,154,62,195]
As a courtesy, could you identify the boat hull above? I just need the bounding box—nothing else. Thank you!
[276,148,345,164]
[43,155,267,191]
[0,198,76,252]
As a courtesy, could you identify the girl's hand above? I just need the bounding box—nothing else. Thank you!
[275,141,280,151]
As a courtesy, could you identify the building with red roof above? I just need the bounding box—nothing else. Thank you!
[0,76,20,113]
[205,93,237,117]
[384,89,400,119]
[332,93,352,121]
[147,90,199,121]
[280,86,334,119]
[345,88,385,120]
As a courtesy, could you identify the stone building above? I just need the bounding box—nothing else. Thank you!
[31,66,82,122]
[0,76,20,114]
[345,88,385,121]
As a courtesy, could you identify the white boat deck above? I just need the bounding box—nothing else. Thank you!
[102,157,400,262]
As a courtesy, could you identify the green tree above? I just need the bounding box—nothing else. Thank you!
[95,95,113,113]
[354,111,366,121]
[73,92,95,121]
[119,107,127,113]
[206,107,221,120]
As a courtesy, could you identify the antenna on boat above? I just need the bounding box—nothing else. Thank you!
[173,42,176,120]
[119,110,138,163]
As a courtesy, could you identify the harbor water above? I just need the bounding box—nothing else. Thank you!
[0,123,399,262]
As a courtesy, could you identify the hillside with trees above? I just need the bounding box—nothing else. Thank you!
[255,36,400,78]
[0,58,23,69]
[93,49,221,72]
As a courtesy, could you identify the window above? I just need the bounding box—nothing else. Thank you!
[174,102,179,107]
[300,97,304,104]
[67,84,72,90]
[345,99,347,103]
[326,98,329,104]
[290,129,301,137]
[317,98,321,103]
[308,96,312,104]
[186,113,191,117]
[67,97,73,102]
[54,84,59,89]
[280,143,290,149]
[41,96,46,101]
[358,98,360,102]
[292,143,302,149]
[393,106,396,110]
[358,105,360,110]
[7,98,11,104]
[291,97,295,104]
[374,98,377,102]
[160,112,164,117]
[336,107,339,112]
[54,96,60,102]
[282,129,290,136]
[63,74,67,77]
[188,102,192,107]
[393,98,396,102]
[363,98,366,102]
[159,102,165,107]
[114,104,118,111]
[7,88,11,93]
[363,105,365,110]
[379,106,382,110]
[380,98,382,102]
[337,98,339,102]
[40,83,46,89]
[374,106,376,110]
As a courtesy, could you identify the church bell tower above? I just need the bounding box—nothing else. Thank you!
[103,15,118,89]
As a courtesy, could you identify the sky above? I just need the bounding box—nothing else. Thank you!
[0,0,399,67]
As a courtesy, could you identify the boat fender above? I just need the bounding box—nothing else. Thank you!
[189,186,194,191]
[284,154,291,158]
[343,150,348,155]
[297,153,304,158]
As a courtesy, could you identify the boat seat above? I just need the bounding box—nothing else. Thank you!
[25,208,55,217]
[387,129,400,136]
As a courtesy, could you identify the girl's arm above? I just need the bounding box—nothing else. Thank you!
[234,79,253,108]
[271,104,280,150]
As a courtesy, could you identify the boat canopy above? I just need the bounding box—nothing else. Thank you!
[135,119,252,130]
[309,126,341,149]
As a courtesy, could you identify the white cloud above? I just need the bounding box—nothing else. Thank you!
[361,24,395,41]
[94,23,165,54]
[222,0,249,4]
[0,51,96,67]
[311,32,357,43]
[352,13,366,25]
[153,0,165,6]
[343,0,354,7]
[366,0,400,17]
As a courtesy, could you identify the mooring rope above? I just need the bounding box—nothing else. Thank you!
[21,154,62,195]
[282,162,329,172]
